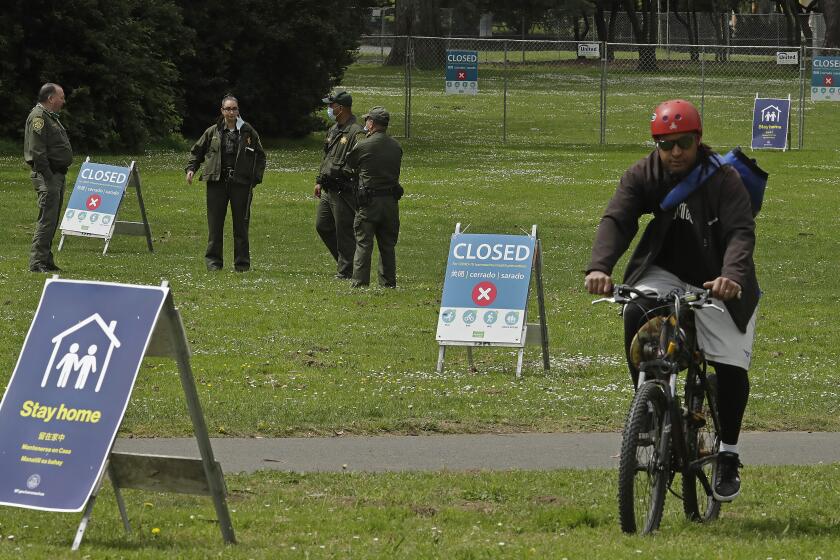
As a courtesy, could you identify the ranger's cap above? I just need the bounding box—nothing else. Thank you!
[362,106,390,126]
[322,91,352,107]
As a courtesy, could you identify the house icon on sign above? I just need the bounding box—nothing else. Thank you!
[41,313,121,393]
[761,105,781,123]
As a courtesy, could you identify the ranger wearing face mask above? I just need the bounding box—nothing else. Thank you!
[314,90,366,279]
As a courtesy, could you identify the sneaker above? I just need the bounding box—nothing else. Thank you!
[713,451,742,502]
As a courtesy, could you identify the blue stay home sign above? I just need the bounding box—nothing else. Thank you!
[0,279,167,512]
[751,97,790,150]
[436,233,535,345]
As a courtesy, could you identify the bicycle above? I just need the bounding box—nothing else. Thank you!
[593,284,725,534]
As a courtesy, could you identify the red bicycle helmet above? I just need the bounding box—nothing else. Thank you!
[650,99,702,137]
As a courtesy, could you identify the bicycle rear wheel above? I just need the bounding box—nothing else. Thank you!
[618,381,671,534]
[682,372,722,522]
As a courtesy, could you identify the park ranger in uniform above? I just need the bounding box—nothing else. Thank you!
[314,91,366,279]
[24,83,73,272]
[185,95,266,272]
[345,106,403,288]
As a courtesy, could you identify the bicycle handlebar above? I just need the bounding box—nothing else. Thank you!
[592,284,725,313]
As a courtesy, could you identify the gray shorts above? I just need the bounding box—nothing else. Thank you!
[631,266,757,370]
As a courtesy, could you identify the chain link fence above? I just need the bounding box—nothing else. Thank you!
[363,9,826,48]
[347,35,839,150]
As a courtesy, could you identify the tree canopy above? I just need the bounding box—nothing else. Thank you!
[0,0,370,152]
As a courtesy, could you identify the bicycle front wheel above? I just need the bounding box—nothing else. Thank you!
[618,381,671,534]
[682,372,722,522]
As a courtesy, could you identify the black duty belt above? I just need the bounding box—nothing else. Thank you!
[371,187,397,196]
[222,168,235,180]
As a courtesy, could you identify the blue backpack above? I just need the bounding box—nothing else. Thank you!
[659,147,769,216]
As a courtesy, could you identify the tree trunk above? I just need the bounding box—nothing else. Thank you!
[674,0,700,61]
[595,5,608,41]
[594,3,617,61]
[623,0,658,70]
[385,0,444,68]
[707,7,728,61]
[778,0,800,45]
[824,0,840,48]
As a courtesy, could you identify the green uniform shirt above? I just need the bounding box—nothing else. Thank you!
[23,104,73,181]
[317,116,366,183]
[345,130,403,191]
[186,118,266,186]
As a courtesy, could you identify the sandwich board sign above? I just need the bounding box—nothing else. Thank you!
[751,95,791,150]
[59,158,153,254]
[811,55,840,101]
[445,50,478,95]
[0,278,234,549]
[435,224,549,377]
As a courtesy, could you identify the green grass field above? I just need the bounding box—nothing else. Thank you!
[0,466,837,558]
[0,61,839,556]
[3,140,836,437]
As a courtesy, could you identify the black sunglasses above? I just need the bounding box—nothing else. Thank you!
[656,135,696,151]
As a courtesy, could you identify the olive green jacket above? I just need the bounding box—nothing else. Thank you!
[345,130,403,191]
[23,104,73,181]
[316,116,366,184]
[186,117,266,186]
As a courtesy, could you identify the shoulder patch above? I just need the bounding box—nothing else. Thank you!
[32,117,45,132]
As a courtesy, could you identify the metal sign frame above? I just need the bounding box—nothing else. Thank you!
[70,280,234,550]
[435,224,550,377]
[58,157,153,255]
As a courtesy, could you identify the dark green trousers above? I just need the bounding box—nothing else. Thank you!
[315,189,357,278]
[29,171,65,270]
[206,180,252,270]
[352,196,399,287]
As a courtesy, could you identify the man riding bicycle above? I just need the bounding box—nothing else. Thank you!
[584,99,759,503]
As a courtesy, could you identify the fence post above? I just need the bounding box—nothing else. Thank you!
[380,13,385,62]
[503,40,508,144]
[700,44,706,120]
[600,42,608,145]
[799,44,806,149]
[404,35,412,139]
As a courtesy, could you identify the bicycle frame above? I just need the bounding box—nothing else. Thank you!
[598,284,725,532]
[637,290,722,487]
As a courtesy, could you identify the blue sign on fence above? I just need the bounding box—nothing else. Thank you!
[811,56,840,101]
[445,50,478,95]
[0,279,167,512]
[436,233,535,344]
[60,161,132,238]
[751,97,790,150]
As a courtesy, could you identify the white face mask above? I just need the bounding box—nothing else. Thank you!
[327,106,337,121]
[363,125,369,132]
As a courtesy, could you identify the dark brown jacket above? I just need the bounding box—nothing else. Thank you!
[587,148,760,332]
